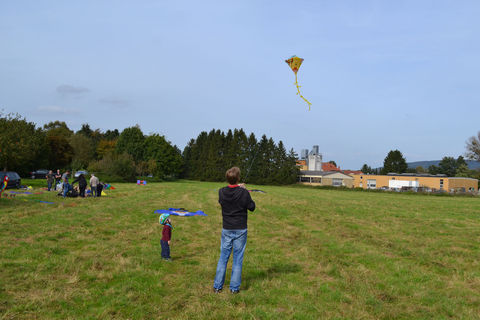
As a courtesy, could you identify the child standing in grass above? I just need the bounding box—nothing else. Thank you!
[159,214,173,261]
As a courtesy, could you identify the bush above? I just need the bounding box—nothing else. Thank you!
[137,175,164,183]
[88,153,136,182]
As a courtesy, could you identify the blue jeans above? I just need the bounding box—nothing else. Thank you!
[161,240,170,259]
[63,183,71,198]
[213,228,247,291]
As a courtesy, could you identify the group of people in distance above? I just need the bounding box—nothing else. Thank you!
[45,170,103,198]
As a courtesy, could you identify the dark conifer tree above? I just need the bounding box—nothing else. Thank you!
[255,135,270,184]
[182,129,298,185]
[223,129,234,171]
[243,132,258,183]
[233,128,248,172]
[285,148,300,184]
[182,139,194,178]
[195,131,209,180]
[273,140,288,183]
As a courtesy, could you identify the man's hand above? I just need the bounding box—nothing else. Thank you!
[168,240,171,245]
[238,183,246,189]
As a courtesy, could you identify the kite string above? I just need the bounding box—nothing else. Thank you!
[244,145,258,184]
[294,73,312,111]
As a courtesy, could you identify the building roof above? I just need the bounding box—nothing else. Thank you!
[343,170,362,175]
[322,162,341,171]
[299,170,354,179]
[387,172,447,177]
[352,173,478,180]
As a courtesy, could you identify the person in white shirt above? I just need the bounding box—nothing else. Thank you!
[90,174,100,197]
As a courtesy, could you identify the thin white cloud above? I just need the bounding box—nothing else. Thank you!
[37,105,79,114]
[56,84,90,95]
[99,98,130,108]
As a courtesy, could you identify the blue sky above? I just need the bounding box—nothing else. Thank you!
[1,0,479,169]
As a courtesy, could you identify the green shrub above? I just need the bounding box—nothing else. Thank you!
[137,175,163,182]
[88,153,136,182]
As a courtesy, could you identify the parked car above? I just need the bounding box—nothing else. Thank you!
[74,170,88,178]
[0,171,21,189]
[31,169,49,179]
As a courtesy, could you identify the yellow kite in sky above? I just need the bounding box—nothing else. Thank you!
[285,55,312,110]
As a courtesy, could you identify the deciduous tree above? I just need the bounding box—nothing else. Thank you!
[416,166,426,173]
[116,125,145,161]
[0,113,48,175]
[96,140,117,159]
[465,131,480,161]
[69,133,95,170]
[44,121,73,169]
[143,134,183,179]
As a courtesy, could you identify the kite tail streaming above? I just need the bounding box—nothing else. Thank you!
[295,73,312,111]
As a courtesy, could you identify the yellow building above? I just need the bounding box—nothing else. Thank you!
[351,173,478,192]
[296,160,308,171]
[298,171,354,188]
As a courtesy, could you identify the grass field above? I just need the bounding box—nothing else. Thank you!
[1,180,480,319]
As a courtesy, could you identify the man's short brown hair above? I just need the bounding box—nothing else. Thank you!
[226,167,241,185]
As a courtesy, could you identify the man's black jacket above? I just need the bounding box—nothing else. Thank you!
[72,175,87,188]
[218,185,256,230]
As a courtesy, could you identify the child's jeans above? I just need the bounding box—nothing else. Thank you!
[161,240,170,259]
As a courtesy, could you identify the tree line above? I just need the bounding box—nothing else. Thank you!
[183,129,298,184]
[3,111,479,183]
[0,113,183,181]
[0,113,298,184]
[361,144,480,180]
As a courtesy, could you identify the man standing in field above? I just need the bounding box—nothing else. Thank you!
[54,169,62,191]
[213,167,255,294]
[90,174,99,197]
[46,170,54,191]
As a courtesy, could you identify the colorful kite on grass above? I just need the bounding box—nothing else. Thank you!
[0,175,8,198]
[8,191,33,195]
[285,55,312,110]
[20,199,55,204]
[154,208,208,217]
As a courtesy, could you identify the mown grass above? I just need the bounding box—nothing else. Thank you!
[1,180,479,319]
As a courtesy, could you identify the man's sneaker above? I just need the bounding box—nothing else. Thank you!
[213,288,222,293]
[230,289,240,294]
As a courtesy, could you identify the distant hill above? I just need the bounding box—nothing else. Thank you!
[407,160,480,170]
